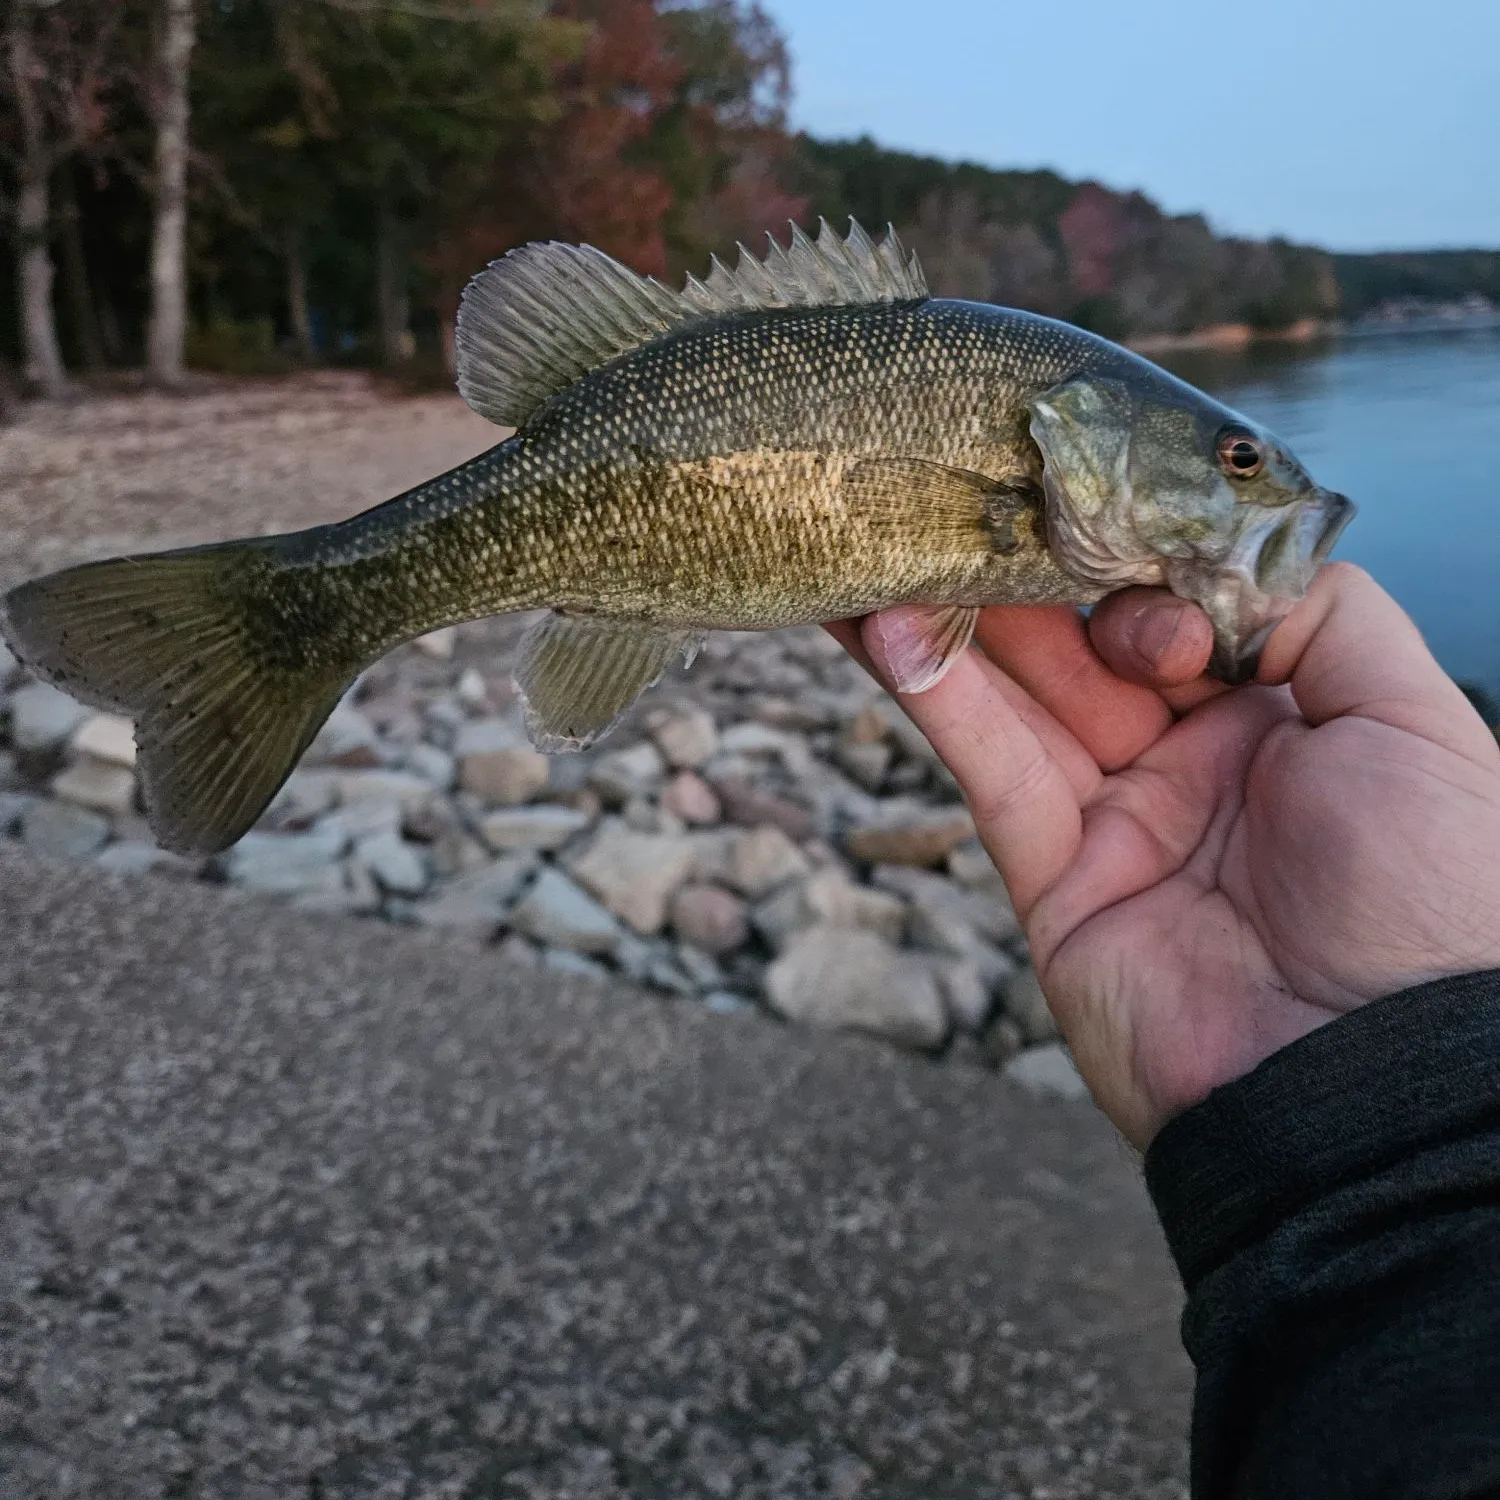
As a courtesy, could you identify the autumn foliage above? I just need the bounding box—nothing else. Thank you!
[0,0,1379,389]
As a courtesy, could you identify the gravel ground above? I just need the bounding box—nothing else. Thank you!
[0,376,1193,1496]
[0,372,496,583]
[0,846,1190,1499]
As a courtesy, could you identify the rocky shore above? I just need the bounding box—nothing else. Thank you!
[0,616,1083,1094]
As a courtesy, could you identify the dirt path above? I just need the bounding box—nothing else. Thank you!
[0,372,497,581]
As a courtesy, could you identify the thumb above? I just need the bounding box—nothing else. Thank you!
[1257,563,1498,767]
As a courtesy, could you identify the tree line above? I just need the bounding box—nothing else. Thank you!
[0,0,803,397]
[5,0,1486,403]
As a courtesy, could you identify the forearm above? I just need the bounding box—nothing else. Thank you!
[1145,971,1500,1500]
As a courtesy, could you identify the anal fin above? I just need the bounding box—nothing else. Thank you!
[867,604,979,694]
[516,612,703,751]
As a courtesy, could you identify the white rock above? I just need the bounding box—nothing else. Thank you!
[225,827,349,893]
[646,950,698,996]
[622,793,673,833]
[565,819,697,935]
[95,840,172,877]
[456,667,488,707]
[750,880,811,951]
[404,742,455,791]
[835,740,892,793]
[356,830,428,896]
[0,791,38,834]
[660,770,720,825]
[613,931,658,982]
[333,769,435,813]
[424,696,465,738]
[873,864,1022,947]
[765,926,947,1049]
[1003,1043,1090,1101]
[675,940,725,989]
[479,804,592,852]
[409,854,536,935]
[509,867,621,954]
[929,956,993,1034]
[947,840,1003,892]
[588,742,665,805]
[9,682,87,753]
[645,705,718,768]
[804,868,907,943]
[70,713,137,769]
[728,825,810,897]
[305,704,382,767]
[753,869,906,953]
[20,800,110,859]
[262,770,341,827]
[315,797,402,843]
[413,626,456,660]
[0,639,18,684]
[686,828,740,884]
[50,758,136,816]
[292,860,383,916]
[542,948,610,984]
[716,722,815,778]
[1002,964,1059,1045]
[455,718,549,805]
[704,990,754,1015]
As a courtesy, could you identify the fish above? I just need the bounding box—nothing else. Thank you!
[0,218,1353,856]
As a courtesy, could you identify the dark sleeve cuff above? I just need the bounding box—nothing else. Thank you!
[1144,969,1500,1290]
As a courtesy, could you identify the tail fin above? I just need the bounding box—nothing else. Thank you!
[0,541,356,855]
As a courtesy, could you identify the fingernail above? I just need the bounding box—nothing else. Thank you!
[1134,602,1185,666]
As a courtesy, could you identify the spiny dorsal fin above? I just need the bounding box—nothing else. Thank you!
[456,218,927,429]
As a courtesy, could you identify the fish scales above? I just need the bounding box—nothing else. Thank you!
[311,299,1109,650]
[0,219,1354,854]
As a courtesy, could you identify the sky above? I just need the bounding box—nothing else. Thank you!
[760,0,1500,252]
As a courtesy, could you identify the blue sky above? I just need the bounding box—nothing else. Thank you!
[760,0,1500,251]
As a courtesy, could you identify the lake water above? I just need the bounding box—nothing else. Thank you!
[1163,326,1500,695]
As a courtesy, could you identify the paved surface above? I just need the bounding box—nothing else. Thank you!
[0,846,1191,1498]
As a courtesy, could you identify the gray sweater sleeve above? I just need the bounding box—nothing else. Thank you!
[1143,970,1500,1500]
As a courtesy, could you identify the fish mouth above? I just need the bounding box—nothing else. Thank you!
[1175,488,1356,685]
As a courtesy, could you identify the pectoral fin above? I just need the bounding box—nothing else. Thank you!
[516,612,703,751]
[866,603,979,694]
[840,457,1035,554]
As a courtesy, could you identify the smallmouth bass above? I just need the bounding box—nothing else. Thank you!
[0,220,1353,854]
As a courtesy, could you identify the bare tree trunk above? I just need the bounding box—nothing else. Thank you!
[376,194,411,367]
[7,5,68,399]
[15,173,69,398]
[284,228,313,362]
[58,167,104,372]
[97,293,126,366]
[146,0,196,388]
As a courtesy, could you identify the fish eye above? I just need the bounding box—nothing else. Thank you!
[1216,428,1265,479]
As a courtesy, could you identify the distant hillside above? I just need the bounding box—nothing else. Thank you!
[1333,251,1500,320]
[794,136,1339,342]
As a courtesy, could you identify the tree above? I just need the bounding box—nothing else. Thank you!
[191,0,567,367]
[145,0,196,386]
[1,0,123,397]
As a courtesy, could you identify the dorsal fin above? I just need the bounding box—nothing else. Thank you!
[455,218,927,429]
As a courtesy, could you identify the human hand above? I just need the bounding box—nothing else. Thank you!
[830,564,1500,1149]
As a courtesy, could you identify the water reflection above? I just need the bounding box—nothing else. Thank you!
[1161,327,1500,693]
